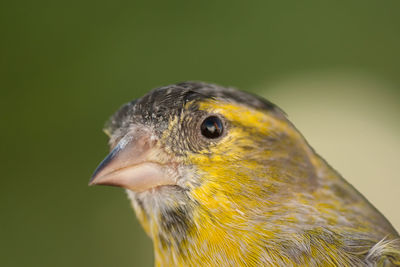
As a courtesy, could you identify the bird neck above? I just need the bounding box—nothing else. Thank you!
[131,152,399,266]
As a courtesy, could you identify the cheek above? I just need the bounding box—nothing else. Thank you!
[211,129,259,156]
[165,112,216,155]
[187,129,252,165]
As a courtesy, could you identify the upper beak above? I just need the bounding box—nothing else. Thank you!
[89,127,177,192]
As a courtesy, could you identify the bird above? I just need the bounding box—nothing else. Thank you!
[90,81,400,266]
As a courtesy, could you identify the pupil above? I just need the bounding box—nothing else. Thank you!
[201,116,223,139]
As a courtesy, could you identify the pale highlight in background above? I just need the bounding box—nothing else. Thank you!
[259,72,400,232]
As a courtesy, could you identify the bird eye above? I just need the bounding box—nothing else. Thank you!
[200,116,223,139]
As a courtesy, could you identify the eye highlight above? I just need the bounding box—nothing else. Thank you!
[200,116,224,139]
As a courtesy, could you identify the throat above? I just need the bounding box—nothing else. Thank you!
[126,188,198,263]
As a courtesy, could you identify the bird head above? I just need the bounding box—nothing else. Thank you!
[90,81,320,243]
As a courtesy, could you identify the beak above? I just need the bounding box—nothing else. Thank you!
[89,127,177,192]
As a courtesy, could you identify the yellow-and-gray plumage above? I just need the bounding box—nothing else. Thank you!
[90,82,400,266]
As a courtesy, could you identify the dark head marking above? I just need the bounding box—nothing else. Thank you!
[104,81,285,140]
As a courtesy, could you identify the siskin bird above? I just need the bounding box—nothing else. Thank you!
[90,82,400,266]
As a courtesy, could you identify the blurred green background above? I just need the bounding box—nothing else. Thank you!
[1,1,400,266]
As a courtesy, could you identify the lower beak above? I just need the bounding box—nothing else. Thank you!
[89,127,177,192]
